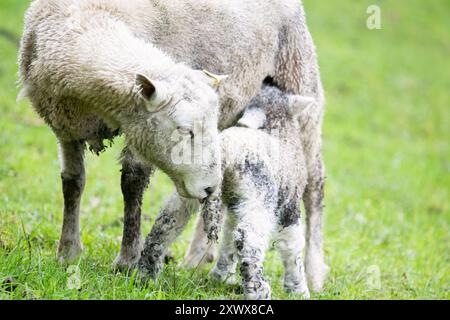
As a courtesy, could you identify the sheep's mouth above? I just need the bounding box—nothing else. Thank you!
[174,180,190,198]
[175,179,200,199]
[172,176,211,201]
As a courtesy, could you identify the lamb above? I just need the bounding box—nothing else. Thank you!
[19,0,327,291]
[202,86,320,300]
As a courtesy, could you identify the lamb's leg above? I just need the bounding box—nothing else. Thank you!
[138,192,199,279]
[303,156,329,292]
[113,147,153,270]
[57,140,86,262]
[184,215,217,268]
[275,223,310,298]
[234,205,272,300]
[209,214,238,285]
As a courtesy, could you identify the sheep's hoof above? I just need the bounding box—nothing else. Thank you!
[57,239,83,263]
[112,239,144,271]
[112,253,140,272]
[306,261,329,293]
[184,251,206,268]
[205,251,216,263]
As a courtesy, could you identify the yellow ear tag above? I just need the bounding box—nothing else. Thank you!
[202,70,228,88]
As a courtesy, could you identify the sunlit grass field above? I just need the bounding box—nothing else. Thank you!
[0,0,448,299]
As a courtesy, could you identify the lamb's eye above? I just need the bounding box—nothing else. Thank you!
[177,126,194,139]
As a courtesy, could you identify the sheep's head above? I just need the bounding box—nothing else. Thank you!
[121,69,225,201]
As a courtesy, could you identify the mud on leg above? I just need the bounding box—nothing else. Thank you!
[138,192,199,279]
[275,223,310,298]
[210,213,238,285]
[57,140,86,262]
[233,204,273,300]
[113,147,153,270]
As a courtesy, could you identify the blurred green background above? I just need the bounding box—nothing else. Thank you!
[0,0,448,299]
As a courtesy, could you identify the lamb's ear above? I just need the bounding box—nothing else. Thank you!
[288,95,316,120]
[197,70,229,89]
[135,74,171,111]
[236,108,266,129]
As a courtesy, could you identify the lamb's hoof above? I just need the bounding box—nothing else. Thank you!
[137,259,163,284]
[209,268,238,285]
[164,250,176,265]
[285,284,311,299]
[244,281,271,300]
[57,239,83,264]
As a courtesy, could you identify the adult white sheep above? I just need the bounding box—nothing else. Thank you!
[19,0,327,292]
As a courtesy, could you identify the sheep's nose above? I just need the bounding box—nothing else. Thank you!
[205,186,216,197]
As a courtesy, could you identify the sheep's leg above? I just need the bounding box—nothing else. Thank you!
[274,21,328,291]
[209,214,238,285]
[57,140,86,262]
[275,223,310,298]
[299,127,328,292]
[184,214,217,268]
[303,156,329,293]
[234,205,272,300]
[113,147,153,270]
[298,104,328,293]
[138,192,199,279]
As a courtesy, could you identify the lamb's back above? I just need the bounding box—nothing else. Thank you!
[220,127,306,196]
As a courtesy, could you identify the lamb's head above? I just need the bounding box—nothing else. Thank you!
[121,69,225,200]
[237,86,316,132]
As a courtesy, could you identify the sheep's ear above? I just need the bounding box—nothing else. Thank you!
[197,70,229,89]
[135,74,156,100]
[236,108,266,129]
[288,95,316,120]
[135,74,171,111]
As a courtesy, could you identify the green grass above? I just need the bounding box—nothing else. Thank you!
[0,0,449,299]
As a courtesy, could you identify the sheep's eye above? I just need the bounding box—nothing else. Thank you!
[177,126,194,139]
